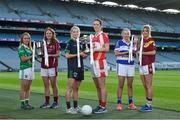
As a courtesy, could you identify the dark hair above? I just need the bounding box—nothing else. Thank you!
[93,18,102,26]
[44,27,58,44]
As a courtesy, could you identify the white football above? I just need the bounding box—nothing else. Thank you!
[81,105,92,115]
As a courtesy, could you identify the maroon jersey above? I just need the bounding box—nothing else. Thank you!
[141,38,156,66]
[41,41,60,68]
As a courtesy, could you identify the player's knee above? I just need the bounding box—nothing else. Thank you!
[147,86,152,91]
[73,87,79,92]
[24,87,29,92]
[51,83,57,89]
[127,84,133,89]
[119,85,124,89]
[66,87,73,93]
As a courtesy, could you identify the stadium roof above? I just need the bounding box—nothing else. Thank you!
[75,0,180,13]
[95,0,180,11]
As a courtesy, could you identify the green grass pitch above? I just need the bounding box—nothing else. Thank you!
[0,70,180,119]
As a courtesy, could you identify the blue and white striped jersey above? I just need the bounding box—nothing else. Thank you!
[114,39,134,65]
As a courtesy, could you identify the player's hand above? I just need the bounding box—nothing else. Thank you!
[80,52,87,58]
[93,48,98,52]
[123,52,129,55]
[137,51,143,55]
[137,51,139,55]
[33,54,37,58]
[133,50,136,54]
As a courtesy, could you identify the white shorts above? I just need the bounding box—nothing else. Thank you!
[117,64,135,77]
[41,68,57,77]
[19,67,34,80]
[91,59,108,78]
[139,63,155,75]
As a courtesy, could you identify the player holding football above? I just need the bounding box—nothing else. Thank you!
[18,32,34,109]
[138,25,156,112]
[40,27,60,109]
[91,19,109,114]
[114,28,137,111]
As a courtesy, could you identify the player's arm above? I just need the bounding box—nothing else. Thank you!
[19,48,32,62]
[103,43,109,52]
[94,33,110,52]
[142,41,156,55]
[64,42,77,59]
[64,43,78,59]
[93,43,110,52]
[20,55,32,62]
[65,53,77,59]
[114,50,128,56]
[48,43,60,57]
[48,50,60,57]
[142,50,156,55]
[80,52,88,58]
[65,52,87,59]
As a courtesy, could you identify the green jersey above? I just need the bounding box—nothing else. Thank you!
[18,44,32,70]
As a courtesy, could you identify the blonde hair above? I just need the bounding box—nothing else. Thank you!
[121,28,131,36]
[44,27,58,44]
[19,32,32,51]
[70,26,81,39]
[141,25,151,38]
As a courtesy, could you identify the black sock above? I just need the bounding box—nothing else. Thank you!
[25,99,29,105]
[21,100,25,106]
[66,101,71,109]
[74,100,78,108]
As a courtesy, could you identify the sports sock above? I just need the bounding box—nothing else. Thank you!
[45,96,50,104]
[21,100,25,106]
[117,97,122,104]
[25,99,29,105]
[100,100,106,108]
[66,101,71,109]
[73,100,78,108]
[128,96,133,104]
[54,96,58,103]
[146,97,152,107]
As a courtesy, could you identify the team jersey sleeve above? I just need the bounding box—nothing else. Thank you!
[64,41,71,54]
[102,33,109,44]
[147,39,156,51]
[114,40,120,51]
[55,41,61,53]
[18,46,26,57]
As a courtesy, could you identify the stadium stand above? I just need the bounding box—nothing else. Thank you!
[0,0,180,71]
[0,0,180,32]
[0,47,19,70]
[1,45,180,71]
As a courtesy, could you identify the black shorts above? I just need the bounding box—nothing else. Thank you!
[68,68,84,81]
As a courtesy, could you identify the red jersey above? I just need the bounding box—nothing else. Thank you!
[92,31,109,60]
[41,41,60,68]
[141,38,156,66]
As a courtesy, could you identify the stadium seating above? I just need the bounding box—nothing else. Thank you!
[0,47,20,70]
[0,47,42,71]
[0,0,180,71]
[1,33,180,48]
[0,0,180,33]
[1,46,179,71]
[0,33,69,43]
